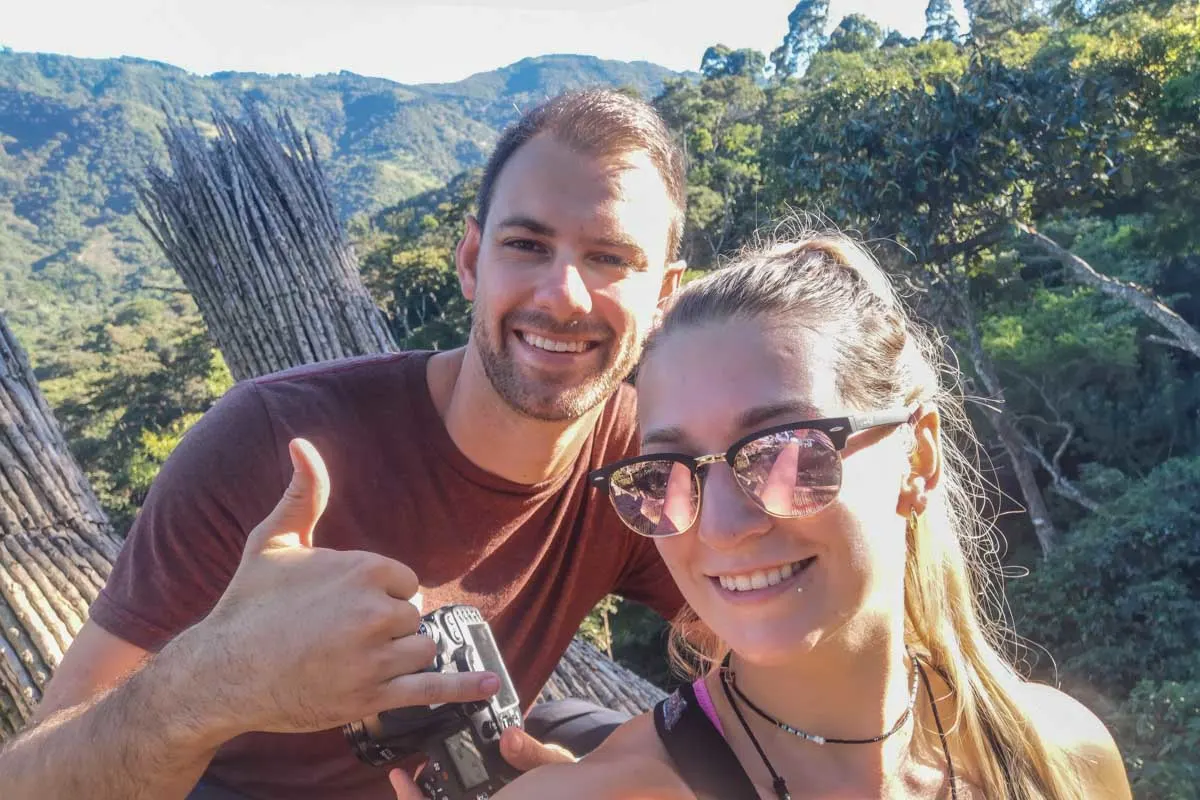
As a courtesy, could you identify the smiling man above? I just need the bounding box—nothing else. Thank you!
[1,90,687,800]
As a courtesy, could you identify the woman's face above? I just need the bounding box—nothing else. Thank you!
[637,316,917,665]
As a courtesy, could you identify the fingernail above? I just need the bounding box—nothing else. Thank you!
[481,674,500,694]
[507,730,523,754]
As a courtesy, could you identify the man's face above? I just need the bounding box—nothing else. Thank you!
[457,134,683,421]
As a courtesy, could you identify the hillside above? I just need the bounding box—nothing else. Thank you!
[0,50,680,357]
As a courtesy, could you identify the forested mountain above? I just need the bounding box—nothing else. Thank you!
[0,50,679,351]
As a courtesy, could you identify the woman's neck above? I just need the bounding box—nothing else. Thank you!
[715,624,940,796]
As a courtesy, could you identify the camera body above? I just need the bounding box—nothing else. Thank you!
[344,605,523,800]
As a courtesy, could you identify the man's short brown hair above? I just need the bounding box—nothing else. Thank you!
[476,89,687,261]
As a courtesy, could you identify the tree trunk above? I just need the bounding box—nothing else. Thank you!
[0,315,123,739]
[954,309,1060,555]
[141,107,665,712]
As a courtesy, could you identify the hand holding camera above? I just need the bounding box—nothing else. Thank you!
[173,439,501,740]
[346,604,524,799]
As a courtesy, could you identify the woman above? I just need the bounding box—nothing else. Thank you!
[394,232,1130,799]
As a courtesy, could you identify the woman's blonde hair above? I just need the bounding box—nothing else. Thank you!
[644,230,1082,799]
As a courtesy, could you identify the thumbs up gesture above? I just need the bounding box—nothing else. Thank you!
[185,439,500,738]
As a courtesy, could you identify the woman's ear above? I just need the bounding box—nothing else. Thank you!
[898,404,941,517]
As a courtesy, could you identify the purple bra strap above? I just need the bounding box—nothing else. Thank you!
[692,677,725,737]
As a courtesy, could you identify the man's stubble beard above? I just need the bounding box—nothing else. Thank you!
[471,302,642,422]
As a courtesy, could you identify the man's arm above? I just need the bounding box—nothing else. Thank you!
[1,623,241,800]
[1,440,501,800]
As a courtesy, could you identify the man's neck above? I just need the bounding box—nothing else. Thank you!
[427,347,606,485]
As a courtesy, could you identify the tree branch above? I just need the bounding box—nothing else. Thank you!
[1017,222,1200,360]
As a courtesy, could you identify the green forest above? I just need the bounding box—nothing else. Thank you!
[4,0,1200,795]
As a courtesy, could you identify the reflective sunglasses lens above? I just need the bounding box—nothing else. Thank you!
[608,460,699,537]
[733,429,842,517]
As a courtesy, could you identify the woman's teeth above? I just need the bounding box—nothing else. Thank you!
[521,332,589,353]
[717,560,806,592]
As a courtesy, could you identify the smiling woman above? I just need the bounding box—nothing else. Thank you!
[420,230,1133,800]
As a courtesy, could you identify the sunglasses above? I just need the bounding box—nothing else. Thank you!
[589,406,917,538]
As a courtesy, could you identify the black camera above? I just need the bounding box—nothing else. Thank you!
[344,604,524,800]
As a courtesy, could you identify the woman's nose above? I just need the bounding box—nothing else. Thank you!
[694,464,772,550]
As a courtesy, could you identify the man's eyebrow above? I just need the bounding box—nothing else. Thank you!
[495,215,555,237]
[587,231,645,254]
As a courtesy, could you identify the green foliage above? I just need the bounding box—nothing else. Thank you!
[361,171,479,350]
[699,46,767,80]
[578,594,620,656]
[655,74,765,266]
[1010,457,1200,695]
[824,14,884,54]
[40,295,232,530]
[1009,458,1200,793]
[1117,679,1200,798]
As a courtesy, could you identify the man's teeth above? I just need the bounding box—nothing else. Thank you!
[718,561,803,592]
[522,333,589,353]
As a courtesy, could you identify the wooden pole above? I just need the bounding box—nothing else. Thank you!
[0,313,123,737]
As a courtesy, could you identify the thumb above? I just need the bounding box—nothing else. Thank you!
[388,769,426,800]
[246,438,330,552]
[500,727,577,772]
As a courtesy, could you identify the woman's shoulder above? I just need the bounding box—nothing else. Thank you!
[1016,681,1131,798]
[503,712,694,800]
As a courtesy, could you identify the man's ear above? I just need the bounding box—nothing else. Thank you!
[898,404,942,518]
[659,259,686,305]
[455,215,482,302]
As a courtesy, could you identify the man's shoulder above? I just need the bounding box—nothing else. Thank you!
[251,351,426,392]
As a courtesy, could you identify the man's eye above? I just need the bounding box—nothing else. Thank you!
[593,253,631,268]
[505,239,545,253]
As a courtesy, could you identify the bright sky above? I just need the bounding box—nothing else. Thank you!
[4,0,967,85]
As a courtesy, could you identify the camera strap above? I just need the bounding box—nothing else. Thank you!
[653,681,760,799]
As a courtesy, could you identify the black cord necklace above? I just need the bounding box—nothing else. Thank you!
[724,651,919,745]
[718,651,959,800]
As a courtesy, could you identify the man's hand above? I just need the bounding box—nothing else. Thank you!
[386,728,576,799]
[175,437,500,738]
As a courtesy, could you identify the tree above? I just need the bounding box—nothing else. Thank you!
[0,313,123,739]
[923,0,962,42]
[964,0,1042,38]
[700,45,767,80]
[824,13,884,54]
[771,0,830,78]
[882,30,919,48]
[700,45,733,79]
[656,72,766,266]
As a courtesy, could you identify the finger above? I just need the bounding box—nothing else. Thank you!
[364,595,423,640]
[500,727,577,772]
[246,438,330,552]
[388,768,426,800]
[379,668,500,711]
[370,631,438,681]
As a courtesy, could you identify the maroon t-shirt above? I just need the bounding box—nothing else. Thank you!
[89,351,682,800]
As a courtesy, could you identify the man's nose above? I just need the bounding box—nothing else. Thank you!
[695,465,773,551]
[533,256,592,319]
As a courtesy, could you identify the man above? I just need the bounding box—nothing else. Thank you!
[0,89,687,799]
